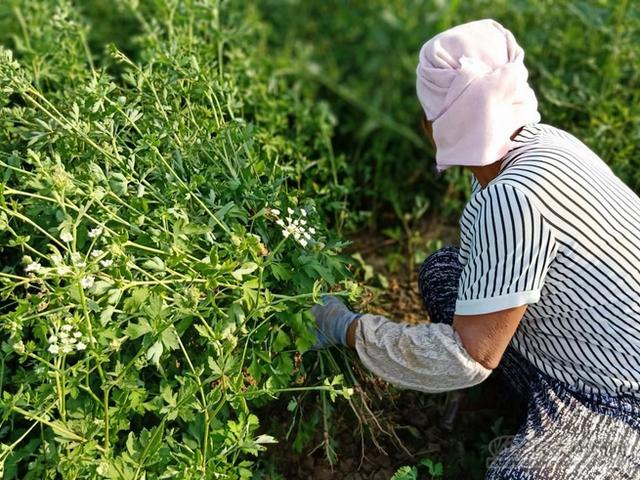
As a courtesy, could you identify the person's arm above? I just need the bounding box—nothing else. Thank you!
[346,305,526,370]
[347,312,492,393]
[452,305,527,369]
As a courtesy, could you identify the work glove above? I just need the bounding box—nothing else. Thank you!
[310,295,360,349]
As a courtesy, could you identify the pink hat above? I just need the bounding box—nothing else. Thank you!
[416,19,541,172]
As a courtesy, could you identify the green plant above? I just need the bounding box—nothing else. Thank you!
[391,457,444,480]
[0,0,355,477]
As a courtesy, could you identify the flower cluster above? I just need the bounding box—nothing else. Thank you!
[270,207,317,248]
[48,320,91,356]
[22,224,115,287]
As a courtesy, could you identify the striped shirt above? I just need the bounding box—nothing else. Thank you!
[455,122,640,397]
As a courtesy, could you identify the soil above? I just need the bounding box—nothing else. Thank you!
[260,217,526,479]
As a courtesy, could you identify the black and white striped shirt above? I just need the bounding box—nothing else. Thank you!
[455,123,640,397]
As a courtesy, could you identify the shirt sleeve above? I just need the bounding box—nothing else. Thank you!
[354,314,492,393]
[455,183,558,315]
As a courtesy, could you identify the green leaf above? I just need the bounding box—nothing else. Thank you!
[270,263,292,281]
[420,458,444,477]
[109,172,129,196]
[161,326,180,351]
[142,256,165,272]
[124,288,150,312]
[126,319,152,339]
[272,329,291,352]
[390,466,418,480]
[231,262,258,280]
[100,306,116,326]
[146,341,163,366]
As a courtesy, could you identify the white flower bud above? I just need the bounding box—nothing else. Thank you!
[60,230,73,243]
[88,227,103,238]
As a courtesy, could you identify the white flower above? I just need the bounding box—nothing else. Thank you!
[100,259,113,268]
[70,252,85,267]
[137,184,145,198]
[271,206,318,249]
[13,340,25,354]
[60,230,73,243]
[47,322,87,357]
[91,250,104,258]
[25,262,42,273]
[50,254,63,265]
[270,208,280,216]
[88,227,103,238]
[57,266,72,276]
[80,275,95,289]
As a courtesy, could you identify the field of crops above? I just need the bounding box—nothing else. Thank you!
[0,1,639,479]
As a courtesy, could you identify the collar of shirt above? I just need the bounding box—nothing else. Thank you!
[498,122,542,174]
[470,123,542,194]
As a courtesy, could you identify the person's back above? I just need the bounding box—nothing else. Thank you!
[459,122,640,397]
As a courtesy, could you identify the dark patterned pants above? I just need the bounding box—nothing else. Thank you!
[418,247,640,480]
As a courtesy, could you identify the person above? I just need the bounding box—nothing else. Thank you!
[311,18,640,479]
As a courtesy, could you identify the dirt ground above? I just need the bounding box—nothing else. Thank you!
[260,218,526,479]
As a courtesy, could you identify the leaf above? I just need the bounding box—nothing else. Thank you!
[161,326,180,351]
[126,319,152,339]
[272,329,290,352]
[231,262,258,280]
[390,466,418,480]
[100,306,116,326]
[146,341,163,366]
[270,263,292,281]
[142,256,166,272]
[254,434,278,445]
[420,458,444,477]
[109,172,129,196]
[292,311,317,353]
[92,280,114,296]
[145,294,168,320]
[124,288,150,312]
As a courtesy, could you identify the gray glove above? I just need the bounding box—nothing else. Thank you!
[310,295,360,349]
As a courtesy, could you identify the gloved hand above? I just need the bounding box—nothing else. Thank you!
[310,295,360,349]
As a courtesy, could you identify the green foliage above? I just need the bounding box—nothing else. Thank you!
[0,0,354,477]
[260,0,640,219]
[391,457,444,480]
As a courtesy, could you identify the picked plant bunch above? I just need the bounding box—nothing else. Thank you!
[0,0,353,478]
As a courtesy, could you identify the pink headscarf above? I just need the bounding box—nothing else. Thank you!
[416,19,541,172]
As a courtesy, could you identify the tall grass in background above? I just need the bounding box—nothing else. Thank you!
[260,0,640,224]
